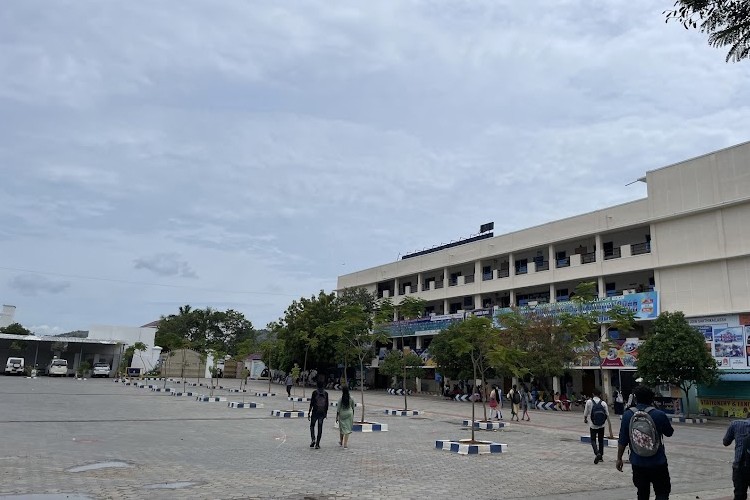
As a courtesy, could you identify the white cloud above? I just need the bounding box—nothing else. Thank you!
[9,274,71,296]
[134,253,198,279]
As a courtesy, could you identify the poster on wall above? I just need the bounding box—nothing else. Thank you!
[600,338,642,368]
[688,315,749,370]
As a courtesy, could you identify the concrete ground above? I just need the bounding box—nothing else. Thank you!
[0,376,739,500]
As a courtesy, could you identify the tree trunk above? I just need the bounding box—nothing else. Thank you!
[681,383,691,418]
[481,373,487,421]
[302,348,308,398]
[403,363,408,411]
[471,358,478,442]
[360,358,365,423]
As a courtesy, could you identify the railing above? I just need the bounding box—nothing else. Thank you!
[536,261,549,271]
[448,277,458,287]
[581,252,596,264]
[435,280,444,289]
[465,274,475,284]
[556,257,570,268]
[482,272,493,281]
[604,248,622,260]
[498,269,510,278]
[631,242,651,255]
[516,266,528,275]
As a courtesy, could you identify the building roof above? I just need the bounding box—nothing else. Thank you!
[140,320,160,328]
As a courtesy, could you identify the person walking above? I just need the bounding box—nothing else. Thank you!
[336,385,356,449]
[722,410,750,500]
[584,388,609,463]
[508,384,520,421]
[488,385,503,420]
[285,373,293,397]
[307,382,329,449]
[616,385,675,500]
[520,386,530,421]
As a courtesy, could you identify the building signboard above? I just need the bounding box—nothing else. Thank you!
[688,314,750,370]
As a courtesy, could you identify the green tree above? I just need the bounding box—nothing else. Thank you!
[636,311,718,417]
[0,323,32,336]
[435,317,525,439]
[398,296,427,321]
[379,350,425,411]
[665,0,750,62]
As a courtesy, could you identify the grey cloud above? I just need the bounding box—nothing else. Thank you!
[134,253,198,279]
[9,274,71,296]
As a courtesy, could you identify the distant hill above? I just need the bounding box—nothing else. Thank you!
[54,330,89,338]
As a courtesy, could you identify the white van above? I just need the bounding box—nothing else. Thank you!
[5,357,24,375]
[47,359,68,377]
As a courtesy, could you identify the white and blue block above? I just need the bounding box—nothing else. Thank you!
[228,401,263,408]
[287,397,310,402]
[352,422,388,432]
[228,388,247,393]
[436,439,508,455]
[151,387,175,392]
[580,435,619,447]
[384,409,422,416]
[271,410,305,418]
[171,391,195,397]
[255,392,276,397]
[330,401,362,407]
[195,395,227,402]
[463,420,507,430]
[671,416,707,424]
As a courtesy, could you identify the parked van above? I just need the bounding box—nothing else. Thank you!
[5,357,25,375]
[47,359,68,377]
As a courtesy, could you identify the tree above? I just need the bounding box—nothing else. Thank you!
[0,322,32,336]
[636,311,718,417]
[331,304,388,422]
[435,317,525,441]
[665,0,750,62]
[379,350,425,411]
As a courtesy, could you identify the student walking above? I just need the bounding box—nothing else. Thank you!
[307,382,329,449]
[520,386,530,421]
[508,384,520,421]
[336,386,356,449]
[489,385,503,420]
[722,410,750,500]
[285,373,293,397]
[616,385,675,500]
[584,388,609,463]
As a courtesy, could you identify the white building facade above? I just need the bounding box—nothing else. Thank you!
[337,141,750,416]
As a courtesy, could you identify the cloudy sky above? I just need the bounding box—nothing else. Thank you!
[1,1,749,335]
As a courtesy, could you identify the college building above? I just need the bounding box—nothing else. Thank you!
[337,141,750,416]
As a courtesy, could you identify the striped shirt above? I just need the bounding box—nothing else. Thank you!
[723,418,750,465]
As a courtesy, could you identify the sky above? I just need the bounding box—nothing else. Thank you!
[1,1,749,335]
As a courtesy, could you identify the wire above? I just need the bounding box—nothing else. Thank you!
[0,265,301,297]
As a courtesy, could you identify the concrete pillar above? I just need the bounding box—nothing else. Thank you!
[509,289,516,307]
[474,294,482,310]
[392,338,397,349]
[443,266,449,284]
[549,284,556,303]
[443,299,449,314]
[415,336,422,349]
[552,376,561,395]
[394,277,400,296]
[598,276,606,299]
[549,244,555,267]
[417,273,423,293]
[595,234,603,264]
[416,377,422,393]
[602,370,613,402]
[509,253,515,276]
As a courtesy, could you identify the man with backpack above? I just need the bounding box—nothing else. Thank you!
[616,385,674,500]
[307,382,329,449]
[722,410,750,500]
[584,388,610,464]
[508,384,521,421]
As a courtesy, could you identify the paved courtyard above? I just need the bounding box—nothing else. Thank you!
[0,377,739,499]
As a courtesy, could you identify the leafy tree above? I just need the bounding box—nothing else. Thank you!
[435,317,525,439]
[636,311,718,416]
[379,350,425,411]
[665,0,750,62]
[398,296,427,321]
[0,323,32,336]
[331,304,389,422]
[121,342,148,378]
[155,306,256,356]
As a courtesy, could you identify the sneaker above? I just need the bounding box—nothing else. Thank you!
[594,454,601,464]
[310,441,315,448]
[315,444,320,449]
[598,454,603,463]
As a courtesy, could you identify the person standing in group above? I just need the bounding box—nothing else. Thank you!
[722,410,750,500]
[307,382,329,449]
[285,373,293,397]
[614,389,625,416]
[488,384,503,420]
[520,385,530,421]
[616,385,675,500]
[336,385,356,449]
[584,388,609,463]
[508,384,520,421]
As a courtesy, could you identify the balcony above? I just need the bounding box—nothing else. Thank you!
[536,261,549,272]
[498,269,510,278]
[435,280,444,289]
[604,248,622,260]
[581,252,596,264]
[448,277,458,287]
[515,266,528,275]
[482,271,493,281]
[465,274,475,284]
[556,257,570,268]
[631,242,651,256]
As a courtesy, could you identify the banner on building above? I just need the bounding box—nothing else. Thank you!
[688,314,750,370]
[698,398,750,417]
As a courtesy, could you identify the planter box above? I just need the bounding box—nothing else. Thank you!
[271,410,305,418]
[287,397,311,402]
[228,401,263,408]
[255,392,276,397]
[195,396,227,402]
[384,409,422,416]
[671,416,707,424]
[171,392,195,397]
[352,422,388,432]
[463,420,507,430]
[436,439,507,455]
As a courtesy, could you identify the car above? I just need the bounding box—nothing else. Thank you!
[92,362,111,378]
[47,359,68,377]
[5,357,25,375]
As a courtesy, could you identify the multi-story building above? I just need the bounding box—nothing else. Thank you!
[337,141,750,416]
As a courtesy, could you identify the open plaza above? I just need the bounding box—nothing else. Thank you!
[0,376,740,500]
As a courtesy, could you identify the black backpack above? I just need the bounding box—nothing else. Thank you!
[314,390,327,413]
[512,391,521,404]
[591,400,607,426]
[740,432,750,470]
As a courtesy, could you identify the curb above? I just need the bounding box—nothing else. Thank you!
[436,439,507,455]
[384,409,422,416]
[228,402,263,408]
[463,420,507,430]
[255,392,276,397]
[271,410,305,418]
[352,422,388,432]
[195,396,227,402]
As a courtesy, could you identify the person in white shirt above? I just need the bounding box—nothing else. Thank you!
[583,387,610,464]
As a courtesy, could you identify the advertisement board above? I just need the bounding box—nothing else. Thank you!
[688,314,750,370]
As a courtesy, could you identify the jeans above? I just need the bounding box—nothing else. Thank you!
[286,385,292,397]
[590,427,604,457]
[733,465,750,500]
[310,413,325,444]
[632,463,671,500]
